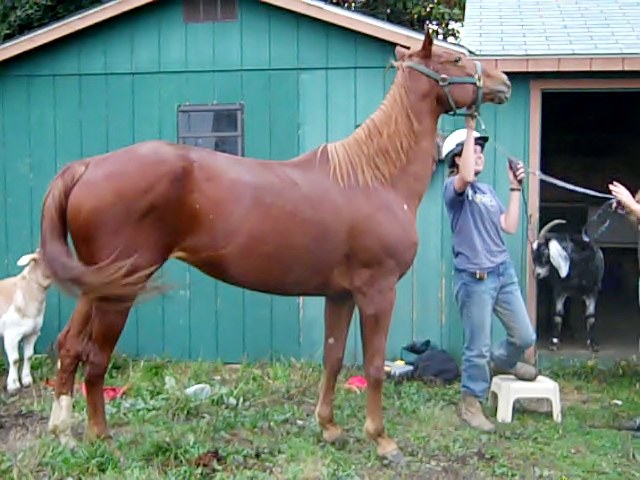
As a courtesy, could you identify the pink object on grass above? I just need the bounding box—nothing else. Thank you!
[344,375,367,392]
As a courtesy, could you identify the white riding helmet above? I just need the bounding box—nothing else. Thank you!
[441,128,489,168]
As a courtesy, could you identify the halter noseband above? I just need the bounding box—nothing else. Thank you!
[403,60,484,117]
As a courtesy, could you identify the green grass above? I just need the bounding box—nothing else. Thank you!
[2,354,640,479]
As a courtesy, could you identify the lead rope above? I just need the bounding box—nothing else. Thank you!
[474,114,622,242]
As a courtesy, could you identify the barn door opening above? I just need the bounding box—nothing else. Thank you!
[536,88,640,358]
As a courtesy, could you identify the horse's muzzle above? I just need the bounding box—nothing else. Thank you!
[487,75,512,104]
[493,86,512,104]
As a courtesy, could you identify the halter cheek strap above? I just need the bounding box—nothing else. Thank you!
[403,60,484,117]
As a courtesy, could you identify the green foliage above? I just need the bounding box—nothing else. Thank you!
[0,0,107,43]
[329,0,466,41]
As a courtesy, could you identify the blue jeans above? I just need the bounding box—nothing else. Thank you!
[453,260,536,400]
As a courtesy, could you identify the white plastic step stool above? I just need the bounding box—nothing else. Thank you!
[488,374,562,423]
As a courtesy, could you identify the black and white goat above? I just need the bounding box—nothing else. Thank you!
[531,219,605,352]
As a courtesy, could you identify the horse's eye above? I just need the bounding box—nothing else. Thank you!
[454,56,462,65]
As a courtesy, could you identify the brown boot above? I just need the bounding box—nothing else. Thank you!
[492,361,538,381]
[459,393,495,432]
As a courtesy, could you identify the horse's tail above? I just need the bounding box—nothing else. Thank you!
[39,161,161,305]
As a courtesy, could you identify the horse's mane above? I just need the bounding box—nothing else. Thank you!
[326,65,419,187]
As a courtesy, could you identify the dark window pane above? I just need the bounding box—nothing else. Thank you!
[182,135,240,155]
[183,137,215,149]
[178,112,189,135]
[187,111,215,134]
[214,136,240,155]
[202,0,218,20]
[219,0,238,21]
[212,110,238,133]
[183,0,203,22]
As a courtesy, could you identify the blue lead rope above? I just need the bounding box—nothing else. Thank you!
[534,171,615,200]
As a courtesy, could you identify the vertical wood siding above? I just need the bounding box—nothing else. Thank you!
[0,0,531,363]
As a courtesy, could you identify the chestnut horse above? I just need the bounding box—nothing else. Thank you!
[41,32,511,461]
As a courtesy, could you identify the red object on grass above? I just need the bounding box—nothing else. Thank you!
[344,375,367,392]
[81,383,128,401]
[44,378,128,402]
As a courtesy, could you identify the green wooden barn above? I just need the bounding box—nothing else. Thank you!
[0,0,530,365]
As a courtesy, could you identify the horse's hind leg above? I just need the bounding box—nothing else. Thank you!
[83,301,133,440]
[356,282,402,463]
[49,296,92,446]
[315,295,355,443]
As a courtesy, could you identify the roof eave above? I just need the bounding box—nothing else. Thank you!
[0,0,157,63]
[0,0,471,64]
[471,54,640,73]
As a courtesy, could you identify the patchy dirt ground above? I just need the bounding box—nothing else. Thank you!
[0,395,48,453]
[0,355,640,479]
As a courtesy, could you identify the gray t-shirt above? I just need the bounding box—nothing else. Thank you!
[443,176,509,271]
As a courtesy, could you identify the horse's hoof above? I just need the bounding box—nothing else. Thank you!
[86,429,113,443]
[6,379,21,396]
[325,433,347,450]
[321,425,344,444]
[381,448,405,465]
[6,386,20,397]
[21,375,33,389]
[60,433,78,449]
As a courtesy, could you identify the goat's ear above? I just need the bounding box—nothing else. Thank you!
[548,239,570,278]
[16,253,36,267]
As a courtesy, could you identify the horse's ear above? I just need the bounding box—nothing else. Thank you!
[418,29,434,59]
[395,46,409,60]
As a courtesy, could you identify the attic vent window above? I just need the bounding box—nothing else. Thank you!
[183,0,238,22]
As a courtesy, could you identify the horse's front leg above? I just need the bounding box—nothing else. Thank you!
[315,295,355,444]
[356,281,402,463]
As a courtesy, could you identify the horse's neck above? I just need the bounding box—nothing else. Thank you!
[326,73,441,209]
[389,117,439,211]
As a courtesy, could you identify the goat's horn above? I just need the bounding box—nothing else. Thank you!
[538,219,566,241]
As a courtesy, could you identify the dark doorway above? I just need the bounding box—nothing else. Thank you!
[537,89,640,358]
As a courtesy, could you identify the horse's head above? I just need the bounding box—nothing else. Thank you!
[394,31,511,116]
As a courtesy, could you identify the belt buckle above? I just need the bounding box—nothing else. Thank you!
[475,271,487,281]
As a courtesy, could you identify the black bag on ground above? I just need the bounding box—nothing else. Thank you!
[401,339,460,385]
[411,349,460,385]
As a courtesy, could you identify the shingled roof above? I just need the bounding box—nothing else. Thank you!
[461,0,640,57]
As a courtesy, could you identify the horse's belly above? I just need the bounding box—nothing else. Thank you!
[187,246,341,296]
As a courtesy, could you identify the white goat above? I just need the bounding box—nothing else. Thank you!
[0,250,52,394]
